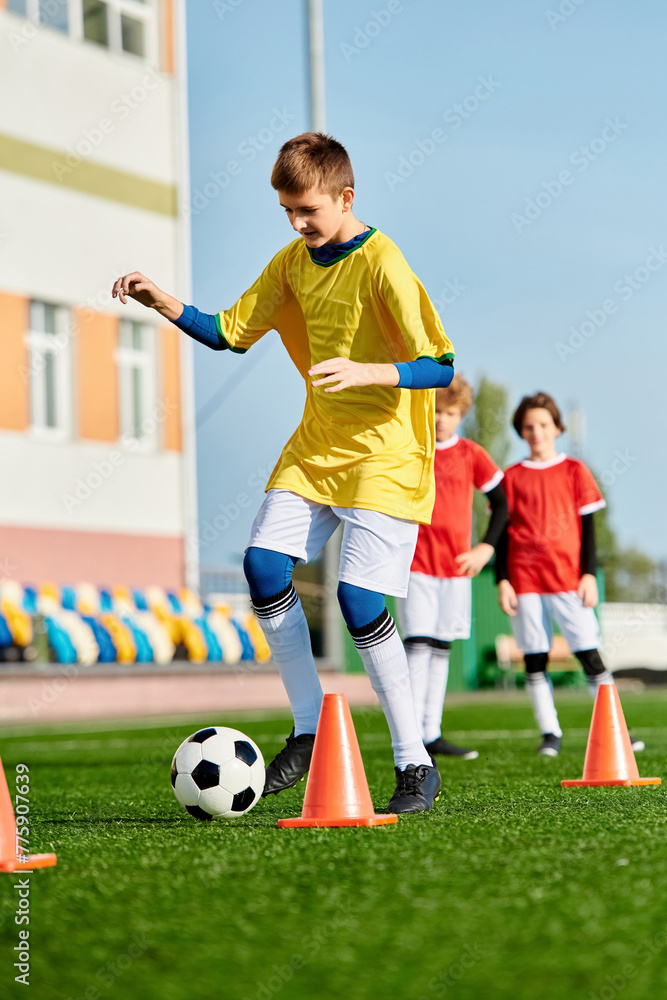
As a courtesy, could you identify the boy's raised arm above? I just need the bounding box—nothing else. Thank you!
[112,271,184,323]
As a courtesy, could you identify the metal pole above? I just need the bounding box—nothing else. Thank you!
[307,0,342,666]
[308,0,326,132]
[174,0,200,592]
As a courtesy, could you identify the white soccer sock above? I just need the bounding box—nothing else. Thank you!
[525,671,562,738]
[252,585,322,736]
[422,647,450,745]
[405,642,432,741]
[350,610,432,769]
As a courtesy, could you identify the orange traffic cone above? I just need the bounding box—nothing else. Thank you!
[562,683,660,788]
[0,755,56,872]
[278,693,398,828]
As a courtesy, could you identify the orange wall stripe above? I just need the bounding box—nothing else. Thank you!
[160,0,175,75]
[76,309,119,441]
[0,292,30,431]
[161,324,182,451]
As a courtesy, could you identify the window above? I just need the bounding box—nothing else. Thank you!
[27,301,72,441]
[7,0,153,59]
[120,10,144,56]
[82,0,107,46]
[8,0,70,34]
[81,0,151,58]
[117,321,156,448]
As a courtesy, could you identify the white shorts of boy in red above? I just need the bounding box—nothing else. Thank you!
[247,489,419,598]
[511,591,601,655]
[396,572,472,641]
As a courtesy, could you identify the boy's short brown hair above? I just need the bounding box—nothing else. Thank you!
[435,374,473,416]
[512,392,566,435]
[271,132,354,198]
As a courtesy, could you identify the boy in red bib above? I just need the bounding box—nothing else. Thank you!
[398,376,507,758]
[496,392,644,756]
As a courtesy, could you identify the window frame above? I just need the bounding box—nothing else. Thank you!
[116,319,158,453]
[26,301,73,444]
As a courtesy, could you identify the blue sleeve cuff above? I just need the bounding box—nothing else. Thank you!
[395,357,454,389]
[172,304,226,351]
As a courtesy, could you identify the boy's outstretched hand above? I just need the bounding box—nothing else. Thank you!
[309,357,399,392]
[455,542,494,578]
[577,573,599,608]
[111,272,183,322]
[498,579,518,616]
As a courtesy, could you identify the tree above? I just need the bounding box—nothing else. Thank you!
[592,492,661,602]
[463,376,512,543]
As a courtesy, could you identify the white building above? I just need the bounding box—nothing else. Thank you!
[0,0,197,591]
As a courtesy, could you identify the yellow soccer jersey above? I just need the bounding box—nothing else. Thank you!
[214,228,454,524]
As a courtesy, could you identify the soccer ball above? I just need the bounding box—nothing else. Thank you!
[171,726,265,820]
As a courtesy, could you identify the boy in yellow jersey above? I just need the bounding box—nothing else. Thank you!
[112,133,455,813]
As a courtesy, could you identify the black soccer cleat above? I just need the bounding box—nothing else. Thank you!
[262,729,316,796]
[425,736,479,760]
[386,758,441,814]
[537,733,561,757]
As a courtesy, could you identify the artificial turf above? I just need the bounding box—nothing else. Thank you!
[1,689,667,1000]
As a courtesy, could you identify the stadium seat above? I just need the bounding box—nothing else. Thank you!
[0,611,13,648]
[243,612,271,663]
[0,580,33,648]
[98,589,137,663]
[75,583,117,662]
[204,598,244,665]
[146,586,208,663]
[179,589,223,662]
[130,589,175,665]
[38,584,98,665]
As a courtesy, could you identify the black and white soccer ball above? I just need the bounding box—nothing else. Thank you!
[171,726,265,820]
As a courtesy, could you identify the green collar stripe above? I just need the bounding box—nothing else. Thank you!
[307,227,377,267]
[215,314,247,354]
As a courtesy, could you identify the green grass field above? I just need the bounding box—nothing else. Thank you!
[1,689,667,1000]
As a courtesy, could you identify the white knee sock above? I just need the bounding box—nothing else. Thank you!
[350,610,432,769]
[525,671,562,737]
[252,585,322,736]
[422,647,450,745]
[405,642,432,741]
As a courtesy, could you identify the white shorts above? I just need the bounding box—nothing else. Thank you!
[396,572,472,641]
[247,489,419,598]
[511,591,601,655]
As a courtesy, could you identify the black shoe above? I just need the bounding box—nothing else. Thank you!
[537,733,561,757]
[386,758,441,814]
[425,736,479,760]
[262,729,315,796]
[630,735,646,753]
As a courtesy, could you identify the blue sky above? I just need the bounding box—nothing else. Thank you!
[186,0,667,569]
